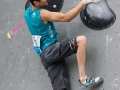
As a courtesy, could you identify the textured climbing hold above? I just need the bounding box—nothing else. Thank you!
[80,0,116,30]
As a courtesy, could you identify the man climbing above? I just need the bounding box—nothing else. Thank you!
[24,0,103,90]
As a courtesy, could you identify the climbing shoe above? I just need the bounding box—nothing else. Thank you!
[79,77,103,89]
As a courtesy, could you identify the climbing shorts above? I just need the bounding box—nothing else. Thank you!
[41,37,78,90]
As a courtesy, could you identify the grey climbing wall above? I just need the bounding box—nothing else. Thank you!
[0,0,120,90]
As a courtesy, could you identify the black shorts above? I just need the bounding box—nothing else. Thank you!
[41,37,77,90]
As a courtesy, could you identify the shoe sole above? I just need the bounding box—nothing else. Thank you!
[91,77,104,86]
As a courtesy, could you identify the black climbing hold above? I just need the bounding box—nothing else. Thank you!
[25,0,32,10]
[80,0,116,30]
[25,0,64,12]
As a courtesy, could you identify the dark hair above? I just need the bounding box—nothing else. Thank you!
[29,0,40,6]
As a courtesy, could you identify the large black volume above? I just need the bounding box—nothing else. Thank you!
[80,0,116,30]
